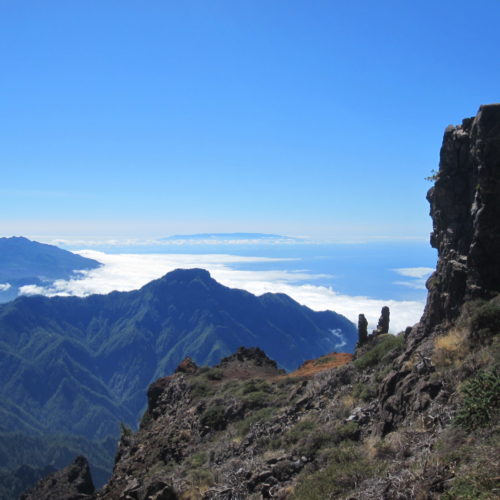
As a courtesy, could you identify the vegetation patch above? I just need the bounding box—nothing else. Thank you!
[432,327,469,368]
[189,378,216,400]
[351,381,377,402]
[205,368,224,381]
[469,301,500,341]
[354,334,404,370]
[291,443,380,499]
[455,370,500,430]
[200,405,227,431]
[234,407,275,437]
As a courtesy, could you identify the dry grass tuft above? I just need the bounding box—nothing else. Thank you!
[432,327,469,368]
[286,352,353,378]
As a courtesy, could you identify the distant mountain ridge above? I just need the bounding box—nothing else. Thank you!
[0,236,101,303]
[0,268,356,491]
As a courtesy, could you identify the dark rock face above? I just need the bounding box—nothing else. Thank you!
[357,314,368,345]
[175,357,199,374]
[21,456,95,500]
[423,104,500,329]
[374,306,390,335]
[218,346,278,369]
[378,105,500,435]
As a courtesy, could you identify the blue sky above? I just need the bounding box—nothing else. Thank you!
[1,1,499,241]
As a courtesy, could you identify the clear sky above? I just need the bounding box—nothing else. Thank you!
[1,0,499,241]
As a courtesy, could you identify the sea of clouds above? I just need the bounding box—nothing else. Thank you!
[20,250,433,333]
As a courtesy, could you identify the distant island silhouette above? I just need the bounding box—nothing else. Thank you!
[160,232,304,241]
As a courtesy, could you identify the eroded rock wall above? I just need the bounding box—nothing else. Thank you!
[423,104,500,329]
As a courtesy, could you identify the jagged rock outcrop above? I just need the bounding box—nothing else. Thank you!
[175,357,199,375]
[374,306,390,335]
[21,456,95,500]
[377,104,500,435]
[423,103,500,329]
[217,346,285,377]
[357,314,368,345]
[98,348,289,499]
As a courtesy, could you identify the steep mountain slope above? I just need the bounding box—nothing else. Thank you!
[0,268,355,497]
[23,105,500,500]
[0,236,100,303]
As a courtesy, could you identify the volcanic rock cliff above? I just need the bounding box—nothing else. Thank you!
[423,104,500,329]
[22,106,500,499]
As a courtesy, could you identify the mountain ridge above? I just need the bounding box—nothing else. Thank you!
[0,268,356,497]
[0,236,101,303]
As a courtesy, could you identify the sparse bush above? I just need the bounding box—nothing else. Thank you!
[352,381,377,402]
[187,467,214,487]
[206,368,224,380]
[470,302,500,341]
[283,418,317,447]
[240,378,271,395]
[201,405,227,430]
[455,370,500,430]
[291,443,379,499]
[277,376,301,388]
[334,421,360,442]
[189,379,215,399]
[224,378,274,409]
[442,477,497,500]
[354,334,404,370]
[235,407,274,437]
[119,421,132,438]
[425,169,438,182]
[185,451,206,468]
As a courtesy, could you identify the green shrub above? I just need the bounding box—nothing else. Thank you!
[184,451,206,468]
[455,370,499,430]
[283,419,317,445]
[119,421,132,437]
[188,467,214,487]
[335,421,360,441]
[470,302,500,341]
[205,368,224,380]
[200,405,227,430]
[235,407,274,436]
[352,381,377,401]
[242,390,272,409]
[240,378,271,395]
[354,334,404,370]
[442,476,498,500]
[292,443,378,499]
[189,378,216,399]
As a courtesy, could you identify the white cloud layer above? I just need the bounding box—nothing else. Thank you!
[394,267,435,278]
[392,267,434,290]
[0,283,11,292]
[19,251,426,333]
